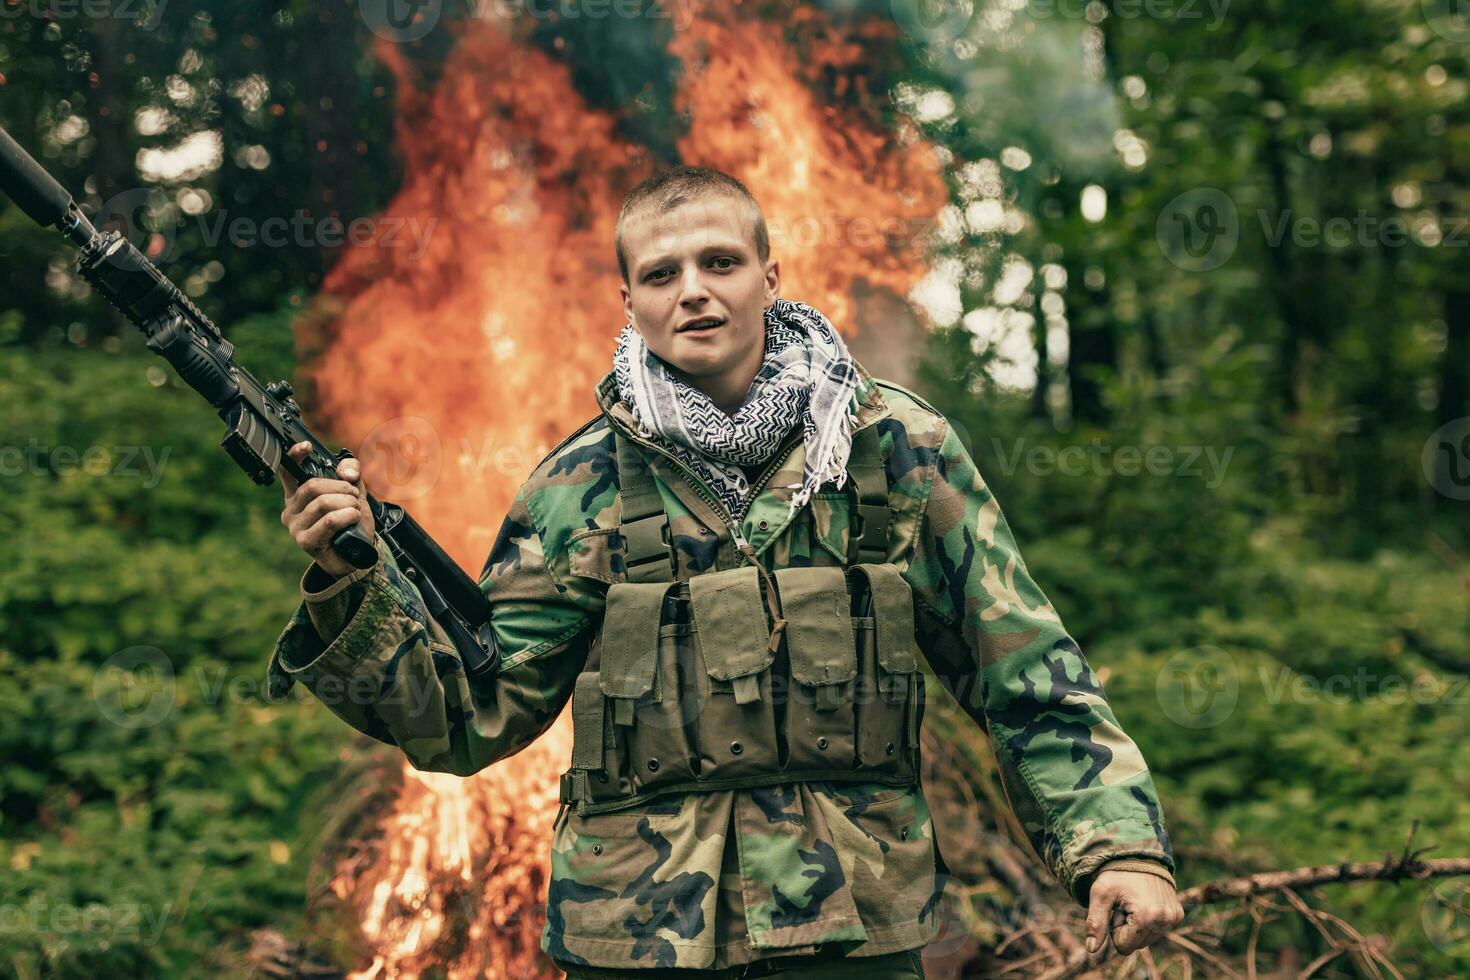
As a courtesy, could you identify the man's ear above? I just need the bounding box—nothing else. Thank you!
[620,281,635,327]
[763,258,781,307]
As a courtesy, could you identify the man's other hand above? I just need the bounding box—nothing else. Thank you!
[277,442,375,579]
[1084,868,1184,957]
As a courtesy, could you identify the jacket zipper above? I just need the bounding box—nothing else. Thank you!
[602,412,802,563]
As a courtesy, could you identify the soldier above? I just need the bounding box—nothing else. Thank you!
[270,167,1183,978]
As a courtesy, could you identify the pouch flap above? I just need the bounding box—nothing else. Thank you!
[688,565,772,680]
[598,581,675,699]
[850,563,918,673]
[774,566,857,687]
[571,671,607,769]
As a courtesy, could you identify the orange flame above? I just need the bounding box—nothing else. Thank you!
[300,6,945,977]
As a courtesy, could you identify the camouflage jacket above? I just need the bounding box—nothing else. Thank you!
[267,363,1176,971]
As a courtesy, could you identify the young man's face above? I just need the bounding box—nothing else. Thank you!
[619,194,780,404]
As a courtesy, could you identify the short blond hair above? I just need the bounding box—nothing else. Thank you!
[615,166,769,283]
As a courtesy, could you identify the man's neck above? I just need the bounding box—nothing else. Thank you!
[691,367,760,415]
[678,332,767,415]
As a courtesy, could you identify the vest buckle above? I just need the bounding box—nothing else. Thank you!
[853,503,891,564]
[621,511,674,582]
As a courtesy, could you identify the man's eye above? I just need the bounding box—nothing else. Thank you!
[647,269,673,282]
[711,257,735,270]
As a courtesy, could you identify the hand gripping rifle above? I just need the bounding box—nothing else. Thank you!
[0,125,499,684]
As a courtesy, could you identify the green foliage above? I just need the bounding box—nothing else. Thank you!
[1095,535,1470,974]
[3,0,1469,975]
[922,344,1470,971]
[0,305,356,977]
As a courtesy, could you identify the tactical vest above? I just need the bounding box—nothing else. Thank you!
[557,426,927,816]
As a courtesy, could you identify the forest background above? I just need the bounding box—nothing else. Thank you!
[1,0,1468,976]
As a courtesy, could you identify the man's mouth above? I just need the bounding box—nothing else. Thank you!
[676,316,726,333]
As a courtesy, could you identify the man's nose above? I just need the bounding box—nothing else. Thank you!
[676,266,710,306]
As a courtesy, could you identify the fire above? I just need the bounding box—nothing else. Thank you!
[671,6,946,332]
[297,5,945,977]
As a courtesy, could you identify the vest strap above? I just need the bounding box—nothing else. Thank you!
[615,433,675,583]
[846,426,890,565]
[570,671,607,770]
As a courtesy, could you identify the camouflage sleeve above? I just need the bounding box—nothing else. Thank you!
[265,486,592,777]
[903,421,1175,904]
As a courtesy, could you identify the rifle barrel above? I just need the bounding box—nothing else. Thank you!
[0,125,74,227]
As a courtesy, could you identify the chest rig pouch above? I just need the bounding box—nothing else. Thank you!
[558,427,926,816]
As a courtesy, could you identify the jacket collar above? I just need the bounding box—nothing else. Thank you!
[592,358,891,444]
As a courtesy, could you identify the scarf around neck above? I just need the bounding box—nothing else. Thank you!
[613,298,860,521]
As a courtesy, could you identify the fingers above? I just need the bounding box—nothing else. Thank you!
[1111,901,1178,955]
[280,481,360,529]
[1085,886,1118,955]
[1105,889,1185,956]
[296,505,367,555]
[277,441,315,498]
[295,492,363,529]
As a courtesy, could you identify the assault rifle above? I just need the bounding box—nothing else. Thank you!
[0,125,498,682]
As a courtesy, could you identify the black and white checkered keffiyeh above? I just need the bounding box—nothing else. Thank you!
[614,298,860,521]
